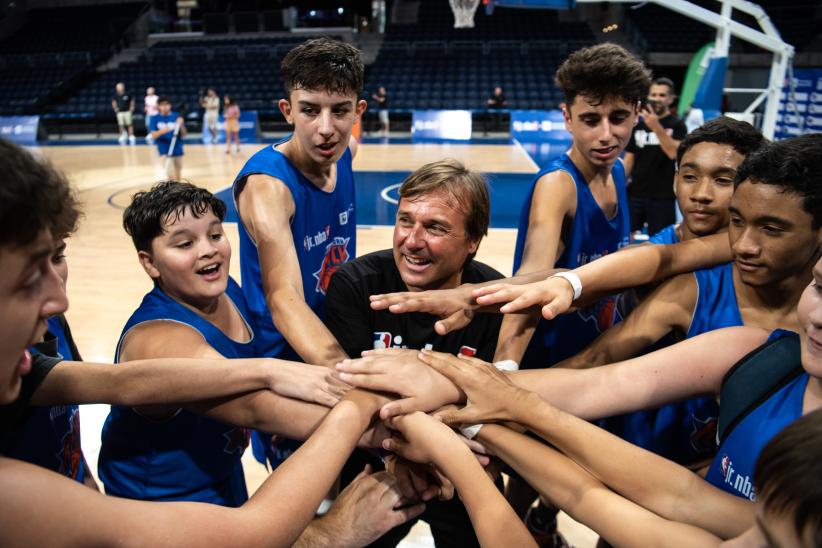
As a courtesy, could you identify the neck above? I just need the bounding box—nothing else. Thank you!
[732,265,811,314]
[803,375,822,414]
[278,139,335,189]
[680,224,728,242]
[567,147,612,185]
[160,282,221,317]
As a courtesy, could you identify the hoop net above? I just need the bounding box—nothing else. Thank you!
[450,0,480,28]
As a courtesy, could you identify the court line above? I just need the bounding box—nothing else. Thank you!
[512,138,542,171]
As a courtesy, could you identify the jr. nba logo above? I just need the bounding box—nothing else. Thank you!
[373,332,392,349]
[721,455,731,480]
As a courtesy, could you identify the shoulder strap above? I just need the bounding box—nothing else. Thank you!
[718,334,803,444]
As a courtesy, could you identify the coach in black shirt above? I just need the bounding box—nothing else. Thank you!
[326,159,502,548]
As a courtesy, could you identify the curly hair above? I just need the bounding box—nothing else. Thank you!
[555,43,651,108]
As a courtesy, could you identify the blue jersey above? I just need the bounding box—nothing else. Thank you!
[232,137,356,359]
[2,316,85,482]
[602,261,741,464]
[99,278,252,506]
[706,330,804,500]
[150,112,183,156]
[648,223,680,245]
[513,153,630,368]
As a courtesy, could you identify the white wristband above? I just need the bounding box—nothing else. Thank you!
[459,361,518,439]
[550,271,582,301]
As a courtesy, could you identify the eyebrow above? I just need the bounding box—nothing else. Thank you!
[297,100,353,108]
[680,162,736,173]
[755,515,781,548]
[727,207,792,226]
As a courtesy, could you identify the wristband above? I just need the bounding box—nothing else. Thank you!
[493,359,519,372]
[459,361,517,439]
[550,271,582,301]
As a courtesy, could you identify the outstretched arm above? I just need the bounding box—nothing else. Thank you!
[478,424,724,547]
[0,390,386,546]
[370,233,731,334]
[237,174,348,366]
[383,411,536,548]
[425,353,754,540]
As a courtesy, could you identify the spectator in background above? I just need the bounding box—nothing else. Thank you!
[486,86,507,109]
[371,85,389,134]
[223,95,240,154]
[112,82,136,146]
[144,87,158,145]
[624,77,688,236]
[200,88,220,144]
[486,86,508,133]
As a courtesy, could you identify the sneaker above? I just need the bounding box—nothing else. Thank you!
[118,134,127,145]
[128,135,136,145]
[525,503,571,548]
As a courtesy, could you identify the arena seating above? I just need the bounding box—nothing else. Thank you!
[0,3,147,115]
[364,2,594,110]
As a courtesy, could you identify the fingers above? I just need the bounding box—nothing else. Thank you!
[418,350,469,384]
[498,291,542,314]
[434,309,473,336]
[434,407,477,427]
[432,470,455,501]
[351,463,372,483]
[379,397,421,420]
[389,461,418,500]
[471,282,508,298]
[312,389,340,408]
[369,292,414,312]
[335,357,390,375]
[389,502,426,527]
[335,371,392,392]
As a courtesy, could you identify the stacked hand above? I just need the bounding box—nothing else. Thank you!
[472,276,576,321]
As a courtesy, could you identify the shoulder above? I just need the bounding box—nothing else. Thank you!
[333,250,394,287]
[119,320,211,361]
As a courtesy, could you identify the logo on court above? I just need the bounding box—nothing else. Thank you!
[313,236,351,295]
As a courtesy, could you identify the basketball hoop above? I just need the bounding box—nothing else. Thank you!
[450,0,480,29]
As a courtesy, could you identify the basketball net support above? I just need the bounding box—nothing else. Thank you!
[575,0,794,139]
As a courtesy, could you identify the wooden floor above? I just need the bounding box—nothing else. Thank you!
[38,142,596,548]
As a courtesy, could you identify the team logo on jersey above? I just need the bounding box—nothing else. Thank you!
[223,427,250,455]
[718,454,757,501]
[313,236,351,295]
[57,408,82,479]
[577,295,617,333]
[373,332,392,349]
[721,454,731,480]
[459,346,477,357]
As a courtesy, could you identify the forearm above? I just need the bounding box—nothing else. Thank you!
[433,441,535,548]
[493,312,538,362]
[194,391,328,439]
[33,358,275,406]
[574,233,730,299]
[293,519,333,547]
[511,397,747,536]
[478,424,723,547]
[269,290,348,366]
[241,393,378,544]
[652,128,679,160]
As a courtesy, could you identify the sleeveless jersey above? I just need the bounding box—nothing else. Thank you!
[513,153,630,368]
[705,330,805,500]
[602,261,742,464]
[99,277,253,506]
[233,138,356,359]
[2,316,85,482]
[648,223,680,245]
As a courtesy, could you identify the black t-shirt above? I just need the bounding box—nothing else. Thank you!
[488,94,506,109]
[0,352,61,436]
[113,92,133,111]
[374,92,388,110]
[325,250,503,361]
[626,114,688,199]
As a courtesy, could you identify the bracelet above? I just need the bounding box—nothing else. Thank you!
[459,361,517,439]
[550,271,582,301]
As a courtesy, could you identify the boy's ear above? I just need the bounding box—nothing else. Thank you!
[279,99,293,124]
[138,250,161,280]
